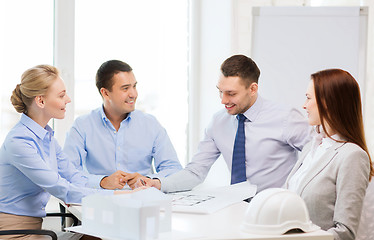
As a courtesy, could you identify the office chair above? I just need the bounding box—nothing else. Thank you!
[56,203,80,231]
[356,180,374,240]
[0,229,57,240]
[0,211,79,240]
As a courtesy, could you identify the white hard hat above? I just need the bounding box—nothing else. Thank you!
[241,188,320,235]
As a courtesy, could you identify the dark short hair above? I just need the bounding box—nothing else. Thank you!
[96,60,133,93]
[220,55,260,88]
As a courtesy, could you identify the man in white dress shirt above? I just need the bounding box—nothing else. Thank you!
[138,54,310,192]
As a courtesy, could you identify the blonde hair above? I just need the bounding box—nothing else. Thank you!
[11,65,59,114]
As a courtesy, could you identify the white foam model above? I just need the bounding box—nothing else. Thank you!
[82,188,171,240]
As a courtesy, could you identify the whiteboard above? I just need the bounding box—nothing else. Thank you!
[251,7,368,111]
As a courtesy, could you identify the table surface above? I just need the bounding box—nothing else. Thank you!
[65,201,333,240]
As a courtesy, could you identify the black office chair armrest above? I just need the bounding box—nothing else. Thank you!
[0,229,57,240]
[46,212,79,227]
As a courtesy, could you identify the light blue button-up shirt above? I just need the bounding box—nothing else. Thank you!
[160,95,311,193]
[63,107,182,188]
[0,114,112,218]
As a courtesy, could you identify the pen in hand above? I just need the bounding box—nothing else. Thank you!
[140,178,146,186]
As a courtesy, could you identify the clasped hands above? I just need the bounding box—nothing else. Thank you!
[100,170,162,191]
[100,170,144,190]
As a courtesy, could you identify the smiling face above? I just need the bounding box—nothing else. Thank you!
[101,71,138,119]
[217,75,258,115]
[303,81,321,126]
[43,76,71,120]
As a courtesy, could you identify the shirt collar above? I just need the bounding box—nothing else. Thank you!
[311,128,344,153]
[241,95,263,122]
[99,105,133,126]
[20,113,54,140]
[99,105,108,124]
[321,133,344,148]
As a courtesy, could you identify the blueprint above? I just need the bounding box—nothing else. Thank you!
[168,181,257,214]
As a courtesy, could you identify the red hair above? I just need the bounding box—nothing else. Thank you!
[312,69,373,180]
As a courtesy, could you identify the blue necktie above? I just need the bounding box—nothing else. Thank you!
[231,113,247,184]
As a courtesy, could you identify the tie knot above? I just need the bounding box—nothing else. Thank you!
[237,114,246,122]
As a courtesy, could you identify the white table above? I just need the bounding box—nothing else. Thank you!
[65,201,333,240]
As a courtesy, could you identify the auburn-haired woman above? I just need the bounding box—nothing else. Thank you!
[0,65,136,239]
[285,68,373,240]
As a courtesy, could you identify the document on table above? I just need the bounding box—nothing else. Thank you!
[168,181,257,214]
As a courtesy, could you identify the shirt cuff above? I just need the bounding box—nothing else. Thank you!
[158,177,169,193]
[86,174,107,189]
[146,173,157,179]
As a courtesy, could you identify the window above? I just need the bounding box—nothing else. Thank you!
[0,0,189,164]
[74,0,189,164]
[0,0,53,144]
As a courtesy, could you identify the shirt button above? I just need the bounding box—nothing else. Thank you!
[118,147,120,150]
[114,131,117,134]
[118,163,121,167]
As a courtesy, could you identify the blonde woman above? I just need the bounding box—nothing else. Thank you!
[0,65,137,239]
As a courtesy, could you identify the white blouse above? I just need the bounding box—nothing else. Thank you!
[288,132,339,192]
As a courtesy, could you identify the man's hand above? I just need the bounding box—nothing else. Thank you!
[123,172,144,189]
[135,178,161,190]
[100,170,127,189]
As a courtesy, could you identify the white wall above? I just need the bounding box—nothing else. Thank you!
[53,0,75,144]
[189,0,233,186]
[189,0,233,152]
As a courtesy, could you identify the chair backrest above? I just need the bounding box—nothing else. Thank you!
[356,180,374,240]
[0,229,57,240]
